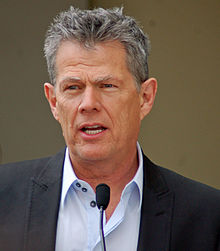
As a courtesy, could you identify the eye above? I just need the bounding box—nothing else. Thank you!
[101,84,113,88]
[68,85,80,90]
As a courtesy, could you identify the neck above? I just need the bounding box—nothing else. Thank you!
[69,148,139,221]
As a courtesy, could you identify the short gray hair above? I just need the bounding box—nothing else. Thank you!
[44,6,150,90]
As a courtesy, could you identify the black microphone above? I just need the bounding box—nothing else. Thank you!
[96,184,110,251]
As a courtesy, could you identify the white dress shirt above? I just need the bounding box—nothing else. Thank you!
[55,143,143,251]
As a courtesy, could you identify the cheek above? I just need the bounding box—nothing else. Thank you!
[56,101,76,130]
[112,97,141,132]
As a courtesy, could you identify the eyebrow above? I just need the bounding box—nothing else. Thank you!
[59,77,82,85]
[94,75,123,84]
[59,75,121,85]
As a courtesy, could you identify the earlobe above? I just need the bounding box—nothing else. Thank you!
[44,83,59,121]
[140,78,157,120]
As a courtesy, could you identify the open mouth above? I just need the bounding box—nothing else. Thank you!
[81,125,107,135]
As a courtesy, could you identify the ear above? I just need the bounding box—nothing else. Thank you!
[44,83,59,121]
[139,78,157,120]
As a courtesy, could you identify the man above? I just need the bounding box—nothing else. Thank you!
[0,6,219,251]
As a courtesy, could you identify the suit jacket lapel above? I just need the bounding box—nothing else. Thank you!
[137,154,174,251]
[24,149,65,251]
[23,149,173,251]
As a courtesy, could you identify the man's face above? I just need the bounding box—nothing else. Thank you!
[45,40,156,164]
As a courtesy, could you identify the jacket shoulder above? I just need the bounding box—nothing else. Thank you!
[153,164,220,222]
[0,148,65,184]
[143,154,220,211]
[158,165,220,199]
[0,157,51,181]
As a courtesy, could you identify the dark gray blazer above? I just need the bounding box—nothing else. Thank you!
[0,148,220,251]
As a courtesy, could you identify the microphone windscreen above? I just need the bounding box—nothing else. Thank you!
[96,183,110,210]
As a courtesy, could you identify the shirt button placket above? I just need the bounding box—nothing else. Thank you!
[82,187,87,192]
[90,200,96,208]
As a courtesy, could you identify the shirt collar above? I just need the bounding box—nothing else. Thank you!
[61,143,143,209]
[135,142,143,210]
[121,142,143,211]
[60,147,78,207]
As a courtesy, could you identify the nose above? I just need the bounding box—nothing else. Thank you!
[78,86,101,113]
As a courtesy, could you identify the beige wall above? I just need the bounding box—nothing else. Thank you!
[93,0,220,189]
[1,0,219,189]
[0,0,89,163]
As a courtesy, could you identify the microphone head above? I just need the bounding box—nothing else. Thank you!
[96,183,110,210]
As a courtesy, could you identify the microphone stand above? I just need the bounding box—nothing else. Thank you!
[99,206,107,251]
[96,183,110,251]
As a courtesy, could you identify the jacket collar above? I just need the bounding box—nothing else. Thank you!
[24,148,65,251]
[137,154,174,251]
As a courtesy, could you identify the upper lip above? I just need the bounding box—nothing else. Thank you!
[78,123,107,130]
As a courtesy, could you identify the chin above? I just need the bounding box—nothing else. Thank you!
[78,152,108,162]
[76,145,113,162]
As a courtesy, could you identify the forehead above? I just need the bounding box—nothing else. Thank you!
[55,40,129,78]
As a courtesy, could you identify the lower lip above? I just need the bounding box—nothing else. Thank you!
[79,129,107,139]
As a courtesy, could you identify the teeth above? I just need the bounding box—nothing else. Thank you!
[81,124,106,135]
[84,125,100,129]
[84,129,104,135]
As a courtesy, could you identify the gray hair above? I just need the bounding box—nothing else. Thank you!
[44,6,150,90]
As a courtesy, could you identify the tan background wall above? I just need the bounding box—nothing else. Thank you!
[1,0,219,189]
[92,0,220,188]
[0,0,89,163]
